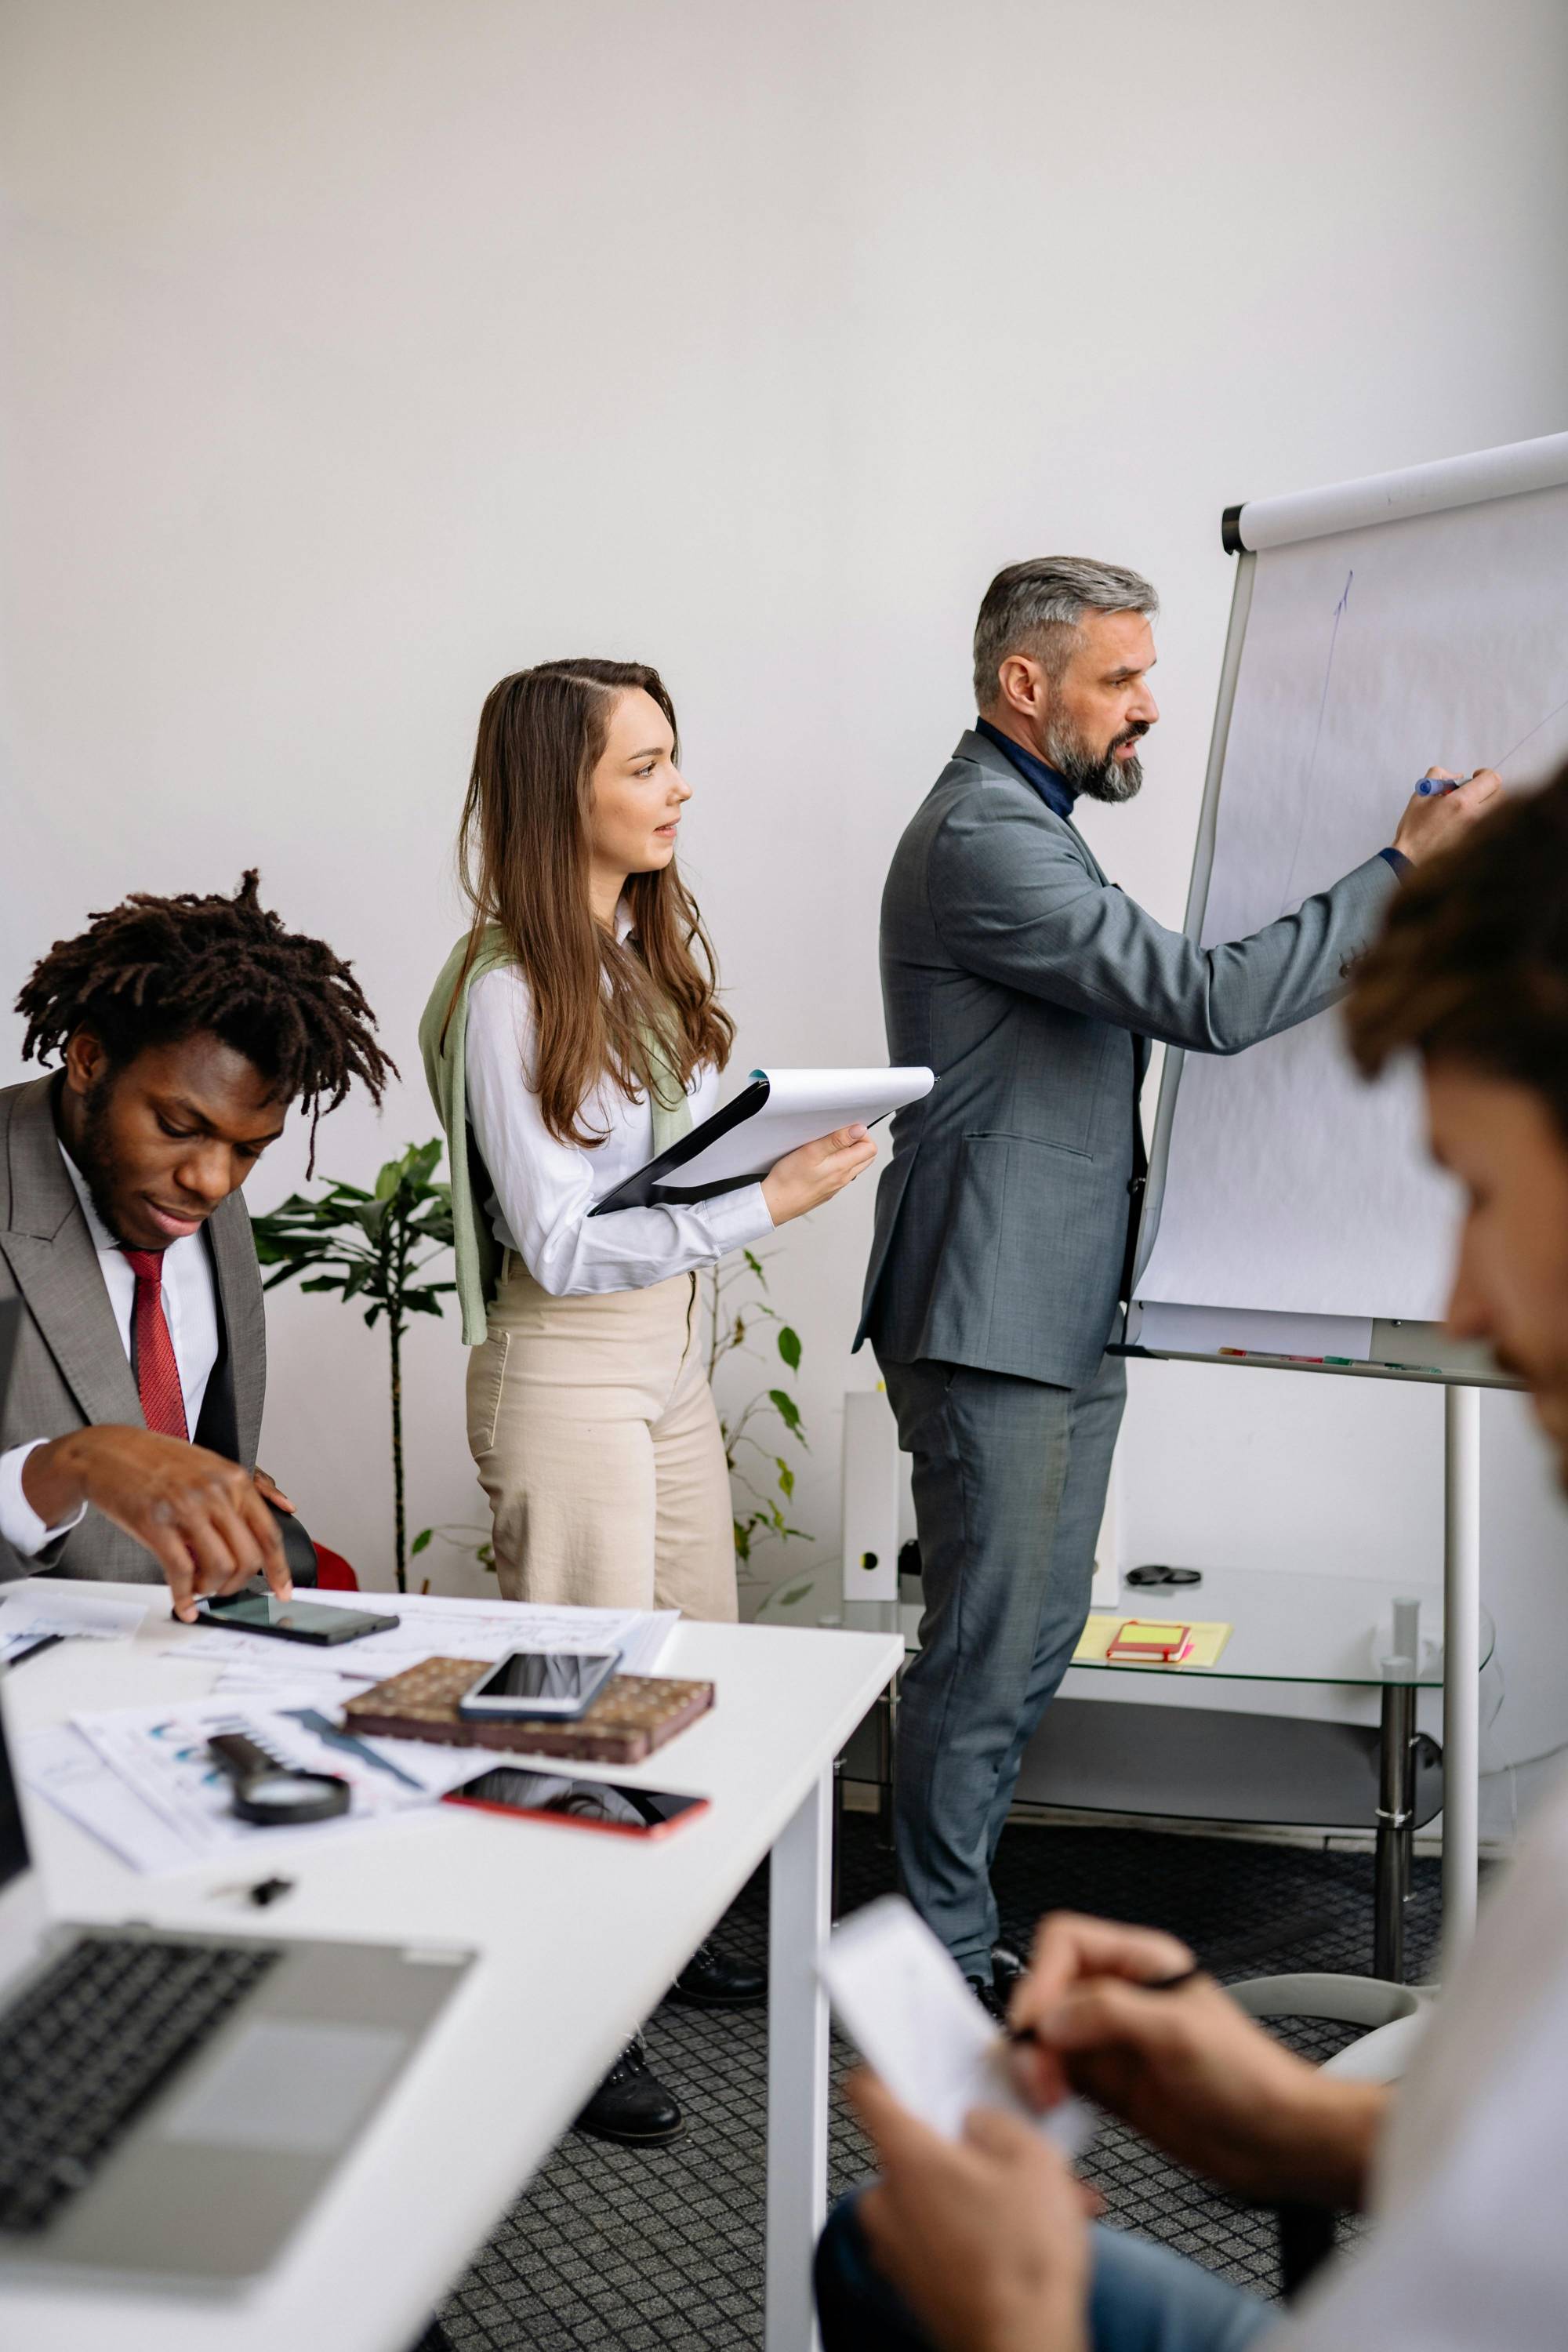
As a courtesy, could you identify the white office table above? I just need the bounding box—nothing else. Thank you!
[0,1587,900,2352]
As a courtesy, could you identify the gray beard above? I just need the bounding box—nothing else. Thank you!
[1044,719,1147,804]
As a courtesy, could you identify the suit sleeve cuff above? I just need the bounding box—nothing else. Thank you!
[0,1442,89,1559]
[1379,847,1413,880]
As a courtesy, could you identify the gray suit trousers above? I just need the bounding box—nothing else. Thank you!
[881,1348,1127,1976]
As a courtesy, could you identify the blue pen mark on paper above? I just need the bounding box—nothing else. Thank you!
[1279,569,1354,909]
[1496,688,1568,775]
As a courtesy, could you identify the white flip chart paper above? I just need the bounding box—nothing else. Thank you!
[1139,479,1568,1321]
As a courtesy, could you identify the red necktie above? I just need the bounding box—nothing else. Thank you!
[120,1249,189,1441]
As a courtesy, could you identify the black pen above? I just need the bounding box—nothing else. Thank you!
[1004,1908,1334,2046]
[6,1634,63,1671]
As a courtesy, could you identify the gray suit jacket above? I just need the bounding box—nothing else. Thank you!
[0,1075,267,1581]
[857,728,1401,1390]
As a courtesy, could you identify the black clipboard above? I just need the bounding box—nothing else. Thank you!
[589,1078,772,1216]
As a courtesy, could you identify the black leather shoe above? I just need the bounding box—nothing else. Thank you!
[991,1940,1028,2001]
[573,2036,684,2145]
[667,1937,768,2010]
[967,1974,1007,2025]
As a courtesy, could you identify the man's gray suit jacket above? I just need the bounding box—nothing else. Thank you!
[0,1074,267,1581]
[857,728,1401,1392]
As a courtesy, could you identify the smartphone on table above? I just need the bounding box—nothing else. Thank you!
[443,1769,709,1837]
[191,1593,400,1646]
[456,1649,619,1720]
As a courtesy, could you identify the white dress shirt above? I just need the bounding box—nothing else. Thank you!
[464,942,775,1298]
[0,1145,220,1557]
[1271,1760,1568,2349]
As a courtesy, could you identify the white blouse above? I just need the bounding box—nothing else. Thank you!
[463,958,775,1298]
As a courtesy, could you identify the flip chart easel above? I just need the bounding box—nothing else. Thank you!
[1124,430,1568,1962]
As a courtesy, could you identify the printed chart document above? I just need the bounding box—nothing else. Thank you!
[0,1584,147,1663]
[162,1591,678,1693]
[822,1895,1092,2155]
[20,1688,482,1874]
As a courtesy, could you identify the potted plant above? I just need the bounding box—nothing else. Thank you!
[251,1140,456,1592]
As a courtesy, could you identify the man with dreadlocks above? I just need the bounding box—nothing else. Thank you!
[0,873,393,1617]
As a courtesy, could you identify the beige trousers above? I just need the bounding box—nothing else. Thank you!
[466,1253,739,1621]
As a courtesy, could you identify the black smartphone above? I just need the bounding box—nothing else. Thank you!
[442,1769,710,1838]
[191,1594,400,1646]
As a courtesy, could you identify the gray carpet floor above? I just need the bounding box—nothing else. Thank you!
[430,1810,1442,2350]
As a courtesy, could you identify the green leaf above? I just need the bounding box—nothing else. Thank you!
[776,1459,794,1498]
[768,1388,802,1434]
[410,1529,433,1556]
[742,1250,763,1276]
[777,1325,801,1372]
[299,1275,346,1294]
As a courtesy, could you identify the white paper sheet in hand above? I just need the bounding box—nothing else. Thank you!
[667,1068,933,1186]
[821,1895,1092,2155]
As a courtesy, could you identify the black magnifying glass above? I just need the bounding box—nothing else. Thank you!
[208,1732,352,1828]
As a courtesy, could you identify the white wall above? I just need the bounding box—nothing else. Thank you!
[4,2,1567,1808]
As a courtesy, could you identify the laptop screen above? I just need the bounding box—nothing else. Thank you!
[0,1298,34,1894]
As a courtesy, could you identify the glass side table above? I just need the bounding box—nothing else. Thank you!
[757,1561,1494,1984]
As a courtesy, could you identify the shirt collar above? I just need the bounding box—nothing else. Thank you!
[975,718,1077,822]
[615,900,636,944]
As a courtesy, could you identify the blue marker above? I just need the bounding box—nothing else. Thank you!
[1415,772,1472,796]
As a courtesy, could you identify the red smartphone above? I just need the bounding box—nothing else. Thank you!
[442,1767,710,1838]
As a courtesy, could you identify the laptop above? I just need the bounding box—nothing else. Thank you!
[0,1296,474,2289]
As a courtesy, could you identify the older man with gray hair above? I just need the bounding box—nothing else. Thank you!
[855,554,1494,1998]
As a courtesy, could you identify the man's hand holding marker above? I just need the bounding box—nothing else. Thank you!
[1392,766,1500,861]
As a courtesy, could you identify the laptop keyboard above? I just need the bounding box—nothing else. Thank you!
[0,1933,280,2234]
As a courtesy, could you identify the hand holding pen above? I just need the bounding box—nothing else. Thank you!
[1000,1911,1385,2209]
[1392,766,1501,863]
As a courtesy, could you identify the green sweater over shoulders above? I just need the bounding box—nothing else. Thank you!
[419,928,695,1345]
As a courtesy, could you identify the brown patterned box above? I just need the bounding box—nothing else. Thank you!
[343,1657,714,1765]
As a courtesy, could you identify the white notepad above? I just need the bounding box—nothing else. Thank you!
[591,1066,934,1213]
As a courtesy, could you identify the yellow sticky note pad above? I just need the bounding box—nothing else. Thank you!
[1073,1615,1233,1668]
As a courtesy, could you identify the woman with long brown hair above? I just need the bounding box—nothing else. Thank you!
[423,656,873,1617]
[419,659,873,2143]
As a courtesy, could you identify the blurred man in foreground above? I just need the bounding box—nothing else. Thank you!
[819,761,1568,2350]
